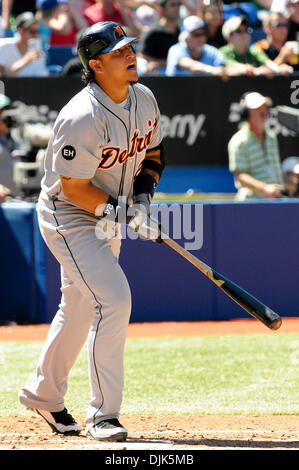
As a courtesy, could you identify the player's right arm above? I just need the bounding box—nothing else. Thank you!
[51,101,111,214]
[61,174,162,242]
[60,175,109,215]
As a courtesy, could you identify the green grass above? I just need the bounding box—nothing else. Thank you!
[153,192,235,202]
[1,334,298,417]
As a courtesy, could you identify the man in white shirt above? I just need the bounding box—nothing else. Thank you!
[0,11,49,77]
[0,93,17,196]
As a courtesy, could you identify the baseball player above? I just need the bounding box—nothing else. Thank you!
[18,21,165,442]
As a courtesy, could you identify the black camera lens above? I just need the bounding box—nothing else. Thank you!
[1,112,14,128]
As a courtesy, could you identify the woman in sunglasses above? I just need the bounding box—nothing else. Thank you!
[0,11,49,76]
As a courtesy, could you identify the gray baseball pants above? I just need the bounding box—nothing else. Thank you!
[19,193,132,431]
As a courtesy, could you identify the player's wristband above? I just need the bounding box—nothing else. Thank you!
[133,173,157,199]
[102,196,119,218]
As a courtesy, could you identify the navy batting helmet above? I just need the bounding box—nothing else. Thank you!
[77,21,136,70]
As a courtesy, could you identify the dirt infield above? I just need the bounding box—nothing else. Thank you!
[1,317,299,342]
[1,414,298,450]
[1,318,298,450]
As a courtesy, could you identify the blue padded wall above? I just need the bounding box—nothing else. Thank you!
[0,203,36,323]
[212,200,299,319]
[0,201,298,324]
[119,204,214,322]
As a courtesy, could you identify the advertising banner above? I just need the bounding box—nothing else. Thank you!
[2,75,298,166]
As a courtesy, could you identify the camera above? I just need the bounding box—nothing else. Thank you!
[280,182,299,197]
[1,101,54,200]
[1,112,16,129]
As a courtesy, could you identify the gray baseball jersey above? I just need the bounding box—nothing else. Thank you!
[41,81,162,204]
[19,81,163,431]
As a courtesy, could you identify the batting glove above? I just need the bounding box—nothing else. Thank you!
[133,192,151,215]
[127,204,163,243]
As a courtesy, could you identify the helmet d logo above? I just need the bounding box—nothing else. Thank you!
[114,25,124,38]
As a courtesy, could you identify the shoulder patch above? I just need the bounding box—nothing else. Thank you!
[62,145,76,160]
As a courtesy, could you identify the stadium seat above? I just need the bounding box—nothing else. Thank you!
[46,46,77,68]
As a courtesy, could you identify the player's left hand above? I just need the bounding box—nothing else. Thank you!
[128,205,163,243]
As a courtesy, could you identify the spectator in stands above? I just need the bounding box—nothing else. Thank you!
[288,0,299,37]
[0,94,17,198]
[1,0,37,36]
[165,15,228,75]
[271,0,299,41]
[228,92,284,200]
[36,0,87,47]
[0,11,49,76]
[137,0,181,74]
[219,15,290,77]
[82,0,142,37]
[134,3,158,31]
[286,0,299,41]
[198,0,226,48]
[281,156,299,196]
[254,11,296,73]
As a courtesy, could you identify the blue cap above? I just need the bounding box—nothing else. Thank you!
[36,0,68,12]
[77,22,136,70]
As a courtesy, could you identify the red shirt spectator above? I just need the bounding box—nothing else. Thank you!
[50,25,77,45]
[37,0,89,46]
[83,0,132,27]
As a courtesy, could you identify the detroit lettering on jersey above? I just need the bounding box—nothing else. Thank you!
[99,118,158,170]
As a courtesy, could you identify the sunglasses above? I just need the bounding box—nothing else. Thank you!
[168,1,181,6]
[268,22,289,28]
[233,28,249,34]
[191,31,208,37]
[27,28,39,34]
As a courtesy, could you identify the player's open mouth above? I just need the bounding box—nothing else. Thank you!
[127,63,136,70]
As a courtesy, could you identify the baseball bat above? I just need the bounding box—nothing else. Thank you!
[162,236,282,331]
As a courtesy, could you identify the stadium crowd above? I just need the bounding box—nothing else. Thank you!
[0,0,297,77]
[0,0,298,201]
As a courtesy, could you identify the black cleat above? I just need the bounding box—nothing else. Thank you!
[28,407,82,435]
